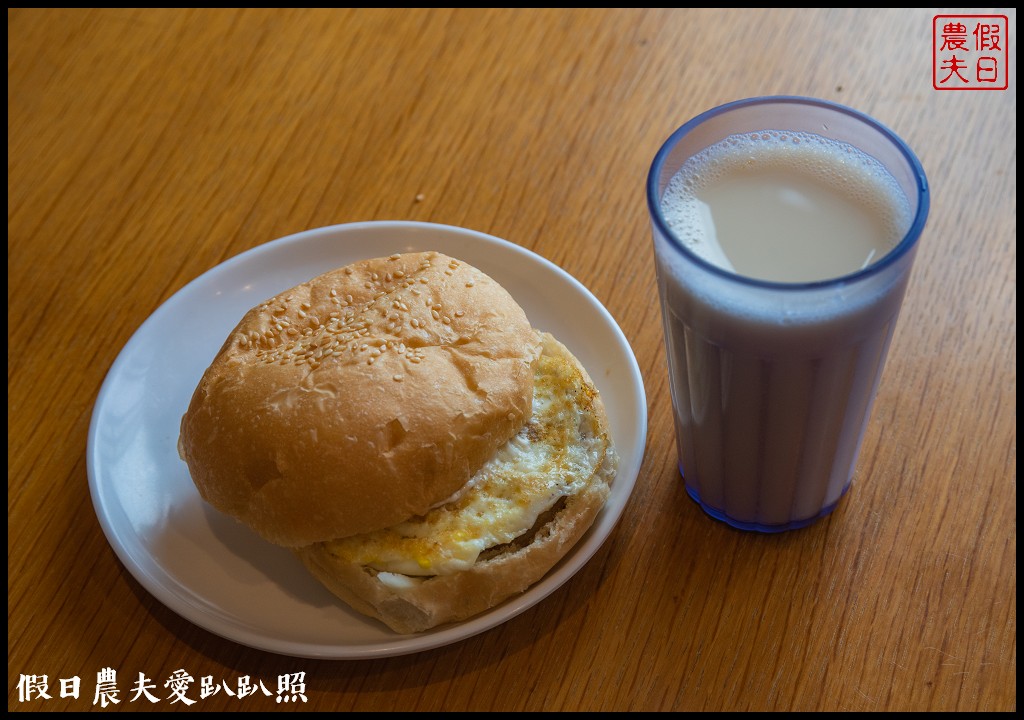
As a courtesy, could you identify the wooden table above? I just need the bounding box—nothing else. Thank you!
[8,8,1016,712]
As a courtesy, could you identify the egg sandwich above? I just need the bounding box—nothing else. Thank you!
[178,251,616,633]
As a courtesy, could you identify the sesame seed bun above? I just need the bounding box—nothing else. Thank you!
[295,332,616,634]
[178,251,542,548]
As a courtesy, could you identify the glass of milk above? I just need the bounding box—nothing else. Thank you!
[647,96,929,532]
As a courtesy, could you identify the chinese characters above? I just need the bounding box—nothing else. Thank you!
[934,15,1009,90]
[16,669,308,706]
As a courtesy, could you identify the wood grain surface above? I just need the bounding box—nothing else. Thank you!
[8,8,1016,712]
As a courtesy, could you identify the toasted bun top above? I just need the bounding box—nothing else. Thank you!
[179,251,542,547]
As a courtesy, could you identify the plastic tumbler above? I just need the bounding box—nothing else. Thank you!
[647,96,929,532]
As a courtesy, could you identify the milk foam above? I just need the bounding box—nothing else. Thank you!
[660,131,912,280]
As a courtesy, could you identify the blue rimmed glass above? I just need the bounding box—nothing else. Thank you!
[647,96,929,532]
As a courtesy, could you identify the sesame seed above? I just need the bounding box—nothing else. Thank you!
[344,267,353,275]
[393,374,403,382]
[389,253,401,260]
[466,281,475,287]
[330,289,337,297]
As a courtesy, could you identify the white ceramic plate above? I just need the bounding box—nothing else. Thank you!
[87,221,647,659]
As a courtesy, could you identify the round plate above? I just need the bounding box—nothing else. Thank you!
[87,221,647,659]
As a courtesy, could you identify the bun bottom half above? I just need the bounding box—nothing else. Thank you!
[294,333,616,634]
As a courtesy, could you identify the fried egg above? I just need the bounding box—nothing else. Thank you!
[321,335,612,577]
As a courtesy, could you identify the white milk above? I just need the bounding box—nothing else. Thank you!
[655,131,914,528]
